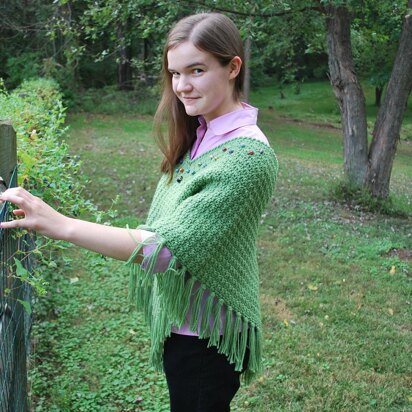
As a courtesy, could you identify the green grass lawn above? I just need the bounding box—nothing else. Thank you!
[29,82,412,411]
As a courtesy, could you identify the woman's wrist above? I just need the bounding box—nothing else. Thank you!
[60,216,78,242]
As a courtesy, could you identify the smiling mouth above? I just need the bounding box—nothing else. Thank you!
[181,97,200,101]
[181,97,200,106]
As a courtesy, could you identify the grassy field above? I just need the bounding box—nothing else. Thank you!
[29,82,412,411]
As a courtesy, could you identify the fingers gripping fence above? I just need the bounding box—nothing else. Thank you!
[0,123,32,412]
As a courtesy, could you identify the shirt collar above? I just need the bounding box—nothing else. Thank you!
[197,103,258,135]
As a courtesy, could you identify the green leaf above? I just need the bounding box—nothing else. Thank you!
[14,257,29,280]
[19,151,37,170]
[17,299,32,315]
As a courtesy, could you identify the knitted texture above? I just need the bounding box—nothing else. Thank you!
[127,137,278,382]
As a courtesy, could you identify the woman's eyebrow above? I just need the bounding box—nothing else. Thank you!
[168,62,206,72]
[186,62,205,68]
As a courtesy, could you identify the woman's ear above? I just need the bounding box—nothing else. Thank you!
[229,56,242,80]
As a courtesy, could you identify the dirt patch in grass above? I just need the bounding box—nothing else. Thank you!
[261,294,295,321]
[387,248,412,263]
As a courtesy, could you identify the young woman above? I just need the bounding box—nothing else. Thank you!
[0,13,278,412]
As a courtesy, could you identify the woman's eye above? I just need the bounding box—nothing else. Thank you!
[171,72,180,78]
[193,68,203,75]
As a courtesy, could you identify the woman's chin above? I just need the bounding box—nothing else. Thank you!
[184,107,200,117]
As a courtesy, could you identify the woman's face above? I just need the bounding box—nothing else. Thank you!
[167,41,241,122]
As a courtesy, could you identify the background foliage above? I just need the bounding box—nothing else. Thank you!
[1,0,410,167]
[0,78,93,217]
[1,0,408,100]
[0,0,374,95]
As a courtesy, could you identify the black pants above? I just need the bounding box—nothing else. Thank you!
[163,333,242,412]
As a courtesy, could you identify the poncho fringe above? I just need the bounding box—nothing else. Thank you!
[127,236,262,384]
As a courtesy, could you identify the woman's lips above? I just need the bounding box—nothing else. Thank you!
[181,96,200,103]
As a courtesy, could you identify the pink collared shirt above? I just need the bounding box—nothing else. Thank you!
[191,103,268,159]
[142,103,269,335]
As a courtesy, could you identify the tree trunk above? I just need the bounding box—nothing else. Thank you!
[243,36,251,103]
[117,25,133,91]
[375,86,383,107]
[143,38,149,83]
[325,5,368,186]
[366,3,412,198]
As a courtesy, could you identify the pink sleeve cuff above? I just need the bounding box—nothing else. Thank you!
[140,231,173,273]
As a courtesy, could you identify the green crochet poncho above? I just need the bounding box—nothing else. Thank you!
[128,137,278,382]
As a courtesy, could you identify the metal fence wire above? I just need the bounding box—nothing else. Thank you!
[0,167,33,412]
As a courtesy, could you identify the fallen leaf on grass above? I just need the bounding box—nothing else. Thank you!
[69,277,79,284]
[389,266,396,275]
[307,284,318,291]
[388,308,394,316]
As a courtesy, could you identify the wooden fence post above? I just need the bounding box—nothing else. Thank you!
[0,121,30,412]
[0,121,17,186]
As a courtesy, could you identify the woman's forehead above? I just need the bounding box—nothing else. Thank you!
[167,42,215,71]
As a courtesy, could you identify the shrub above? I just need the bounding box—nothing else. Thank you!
[331,179,410,217]
[0,77,97,296]
[5,52,42,89]
[69,84,159,115]
[0,78,94,216]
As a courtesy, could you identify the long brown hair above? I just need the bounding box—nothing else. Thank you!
[154,13,245,180]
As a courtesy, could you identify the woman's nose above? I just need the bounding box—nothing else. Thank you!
[176,75,192,93]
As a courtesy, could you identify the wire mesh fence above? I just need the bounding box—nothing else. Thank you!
[0,166,33,412]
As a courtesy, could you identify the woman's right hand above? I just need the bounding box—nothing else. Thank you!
[1,187,146,262]
[0,187,70,240]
